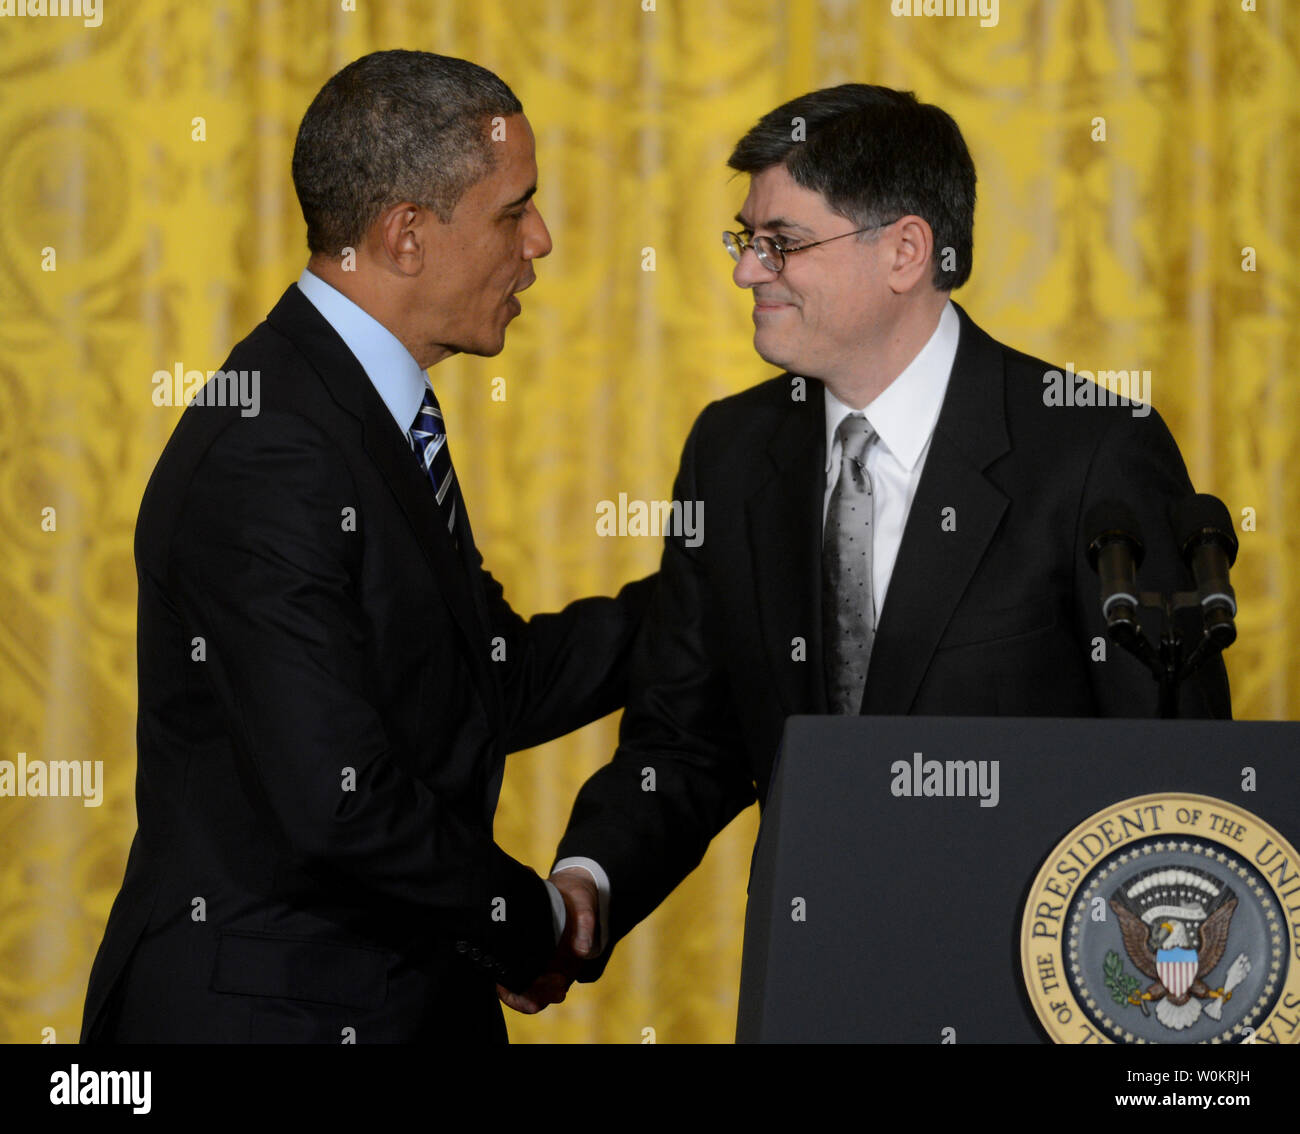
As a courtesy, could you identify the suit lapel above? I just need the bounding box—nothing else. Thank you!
[746,387,829,716]
[862,303,1011,714]
[266,285,503,727]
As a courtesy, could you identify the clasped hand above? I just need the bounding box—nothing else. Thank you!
[497,869,598,1014]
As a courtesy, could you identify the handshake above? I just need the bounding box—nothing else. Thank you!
[497,868,600,1015]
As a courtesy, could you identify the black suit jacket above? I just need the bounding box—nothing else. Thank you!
[555,302,1231,969]
[81,284,653,1043]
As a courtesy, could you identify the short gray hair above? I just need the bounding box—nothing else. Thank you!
[292,50,522,255]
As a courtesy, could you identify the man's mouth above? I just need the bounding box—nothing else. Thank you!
[506,277,534,315]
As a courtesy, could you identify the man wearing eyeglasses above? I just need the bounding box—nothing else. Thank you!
[499,84,1231,1013]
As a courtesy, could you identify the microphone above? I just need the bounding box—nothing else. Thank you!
[1172,494,1238,648]
[1085,500,1145,639]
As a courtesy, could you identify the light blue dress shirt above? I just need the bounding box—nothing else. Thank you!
[296,268,429,438]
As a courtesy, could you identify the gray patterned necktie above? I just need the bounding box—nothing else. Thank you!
[823,414,877,714]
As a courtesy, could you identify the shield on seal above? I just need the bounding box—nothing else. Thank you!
[1157,948,1198,998]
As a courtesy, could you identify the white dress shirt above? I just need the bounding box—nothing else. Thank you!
[823,299,960,621]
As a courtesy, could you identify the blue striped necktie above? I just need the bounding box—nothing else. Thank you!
[408,384,459,541]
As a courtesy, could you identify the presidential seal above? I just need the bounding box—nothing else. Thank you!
[1020,793,1300,1043]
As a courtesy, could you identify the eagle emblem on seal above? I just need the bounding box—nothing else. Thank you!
[1107,866,1252,1031]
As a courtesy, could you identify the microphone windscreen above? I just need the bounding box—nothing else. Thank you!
[1172,494,1238,566]
[1084,498,1145,571]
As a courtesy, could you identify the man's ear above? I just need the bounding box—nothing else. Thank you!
[377,202,427,276]
[886,215,934,294]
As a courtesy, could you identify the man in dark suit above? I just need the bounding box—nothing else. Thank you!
[505,84,1231,1010]
[81,50,651,1043]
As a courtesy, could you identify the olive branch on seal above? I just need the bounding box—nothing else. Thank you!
[1103,949,1141,1006]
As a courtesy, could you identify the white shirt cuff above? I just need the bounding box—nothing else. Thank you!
[543,878,566,945]
[552,857,611,957]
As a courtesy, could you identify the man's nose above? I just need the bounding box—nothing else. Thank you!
[732,244,777,288]
[525,204,553,260]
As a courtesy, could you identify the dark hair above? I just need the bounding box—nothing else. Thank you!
[292,50,522,255]
[728,85,976,290]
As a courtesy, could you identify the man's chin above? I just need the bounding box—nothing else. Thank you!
[752,332,798,374]
[445,334,507,359]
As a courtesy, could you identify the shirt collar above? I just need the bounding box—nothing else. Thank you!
[296,268,430,436]
[823,299,960,473]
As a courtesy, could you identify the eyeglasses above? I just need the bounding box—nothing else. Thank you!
[722,218,901,274]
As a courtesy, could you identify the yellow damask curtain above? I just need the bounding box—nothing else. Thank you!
[0,0,1294,1044]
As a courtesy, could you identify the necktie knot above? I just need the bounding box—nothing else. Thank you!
[410,385,445,436]
[836,413,877,468]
